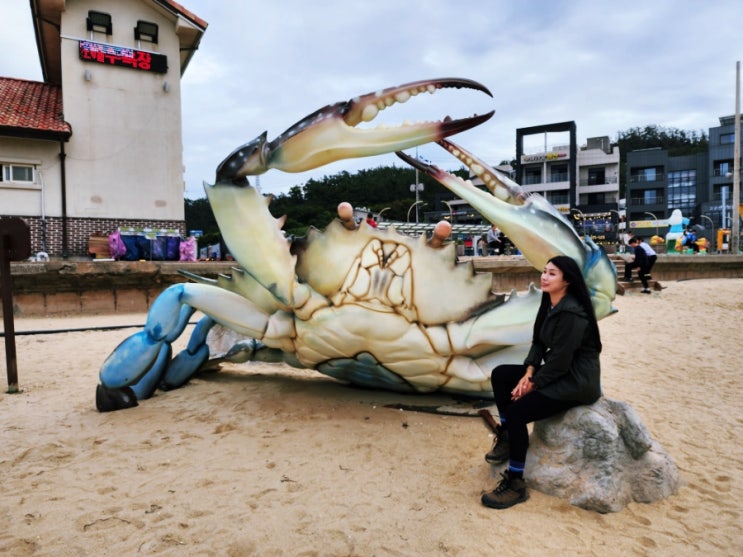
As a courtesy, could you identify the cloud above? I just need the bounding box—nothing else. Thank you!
[3,0,742,199]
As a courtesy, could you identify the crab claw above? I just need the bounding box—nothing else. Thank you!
[215,78,494,181]
[396,140,617,320]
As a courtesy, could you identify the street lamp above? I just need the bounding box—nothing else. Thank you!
[407,201,426,223]
[377,207,391,223]
[442,200,454,222]
[410,183,424,223]
[700,215,715,229]
[644,212,659,238]
[572,208,585,236]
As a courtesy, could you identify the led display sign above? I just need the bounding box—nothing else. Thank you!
[79,40,167,73]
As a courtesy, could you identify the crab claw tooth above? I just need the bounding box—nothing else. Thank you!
[222,78,493,177]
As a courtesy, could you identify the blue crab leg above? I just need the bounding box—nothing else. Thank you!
[97,283,295,411]
[215,78,494,181]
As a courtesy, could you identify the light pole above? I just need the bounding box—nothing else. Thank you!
[377,207,391,223]
[572,208,585,236]
[410,183,424,223]
[700,215,715,229]
[644,212,659,238]
[442,201,454,222]
[407,201,426,223]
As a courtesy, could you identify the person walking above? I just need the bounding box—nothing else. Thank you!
[481,255,603,509]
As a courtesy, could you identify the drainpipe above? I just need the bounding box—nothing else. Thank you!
[59,140,68,258]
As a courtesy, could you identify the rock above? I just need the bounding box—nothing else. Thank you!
[524,397,681,513]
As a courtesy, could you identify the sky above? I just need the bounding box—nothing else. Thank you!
[2,0,742,199]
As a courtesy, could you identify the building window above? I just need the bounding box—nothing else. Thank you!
[1,163,35,184]
[587,192,607,204]
[546,191,569,205]
[549,164,568,183]
[667,169,696,215]
[714,160,733,177]
[630,166,664,183]
[588,167,605,185]
[720,133,734,144]
[87,11,112,35]
[524,167,542,185]
[134,20,159,44]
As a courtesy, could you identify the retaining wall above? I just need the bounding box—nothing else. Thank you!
[4,255,743,318]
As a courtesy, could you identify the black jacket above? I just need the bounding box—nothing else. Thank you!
[524,294,602,403]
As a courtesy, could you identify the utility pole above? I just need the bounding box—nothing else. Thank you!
[732,60,741,254]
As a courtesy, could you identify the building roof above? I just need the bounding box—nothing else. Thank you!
[0,77,72,140]
[30,0,208,86]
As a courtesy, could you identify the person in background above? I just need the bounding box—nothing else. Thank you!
[637,237,658,276]
[481,255,603,509]
[623,236,652,293]
[684,229,699,253]
[486,224,502,254]
[478,234,488,257]
[365,212,378,228]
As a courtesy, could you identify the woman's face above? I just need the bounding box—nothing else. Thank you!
[541,261,569,297]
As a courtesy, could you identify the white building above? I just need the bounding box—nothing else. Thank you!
[0,0,206,257]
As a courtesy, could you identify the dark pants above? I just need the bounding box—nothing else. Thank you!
[491,364,581,465]
[624,260,651,288]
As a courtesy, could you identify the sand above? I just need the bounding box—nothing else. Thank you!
[1,278,742,556]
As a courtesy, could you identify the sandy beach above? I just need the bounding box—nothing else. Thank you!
[1,278,742,556]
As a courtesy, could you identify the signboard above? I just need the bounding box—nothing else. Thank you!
[79,40,167,73]
[521,152,568,163]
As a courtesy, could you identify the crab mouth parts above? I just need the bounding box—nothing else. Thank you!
[332,239,417,321]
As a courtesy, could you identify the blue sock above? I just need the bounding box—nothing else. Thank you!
[508,460,525,479]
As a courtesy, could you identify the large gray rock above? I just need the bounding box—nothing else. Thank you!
[524,397,681,513]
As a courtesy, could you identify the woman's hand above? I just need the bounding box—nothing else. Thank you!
[511,373,535,401]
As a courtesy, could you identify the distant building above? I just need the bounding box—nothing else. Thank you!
[625,148,708,240]
[0,0,206,258]
[425,122,621,249]
[703,115,741,230]
[515,122,621,248]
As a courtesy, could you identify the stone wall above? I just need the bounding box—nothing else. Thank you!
[4,255,743,318]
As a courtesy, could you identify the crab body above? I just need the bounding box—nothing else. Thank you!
[95,78,616,412]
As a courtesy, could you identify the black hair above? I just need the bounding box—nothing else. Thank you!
[533,255,602,352]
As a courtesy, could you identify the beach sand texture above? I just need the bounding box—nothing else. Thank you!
[1,278,742,556]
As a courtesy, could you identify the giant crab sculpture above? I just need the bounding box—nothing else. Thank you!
[96,78,616,412]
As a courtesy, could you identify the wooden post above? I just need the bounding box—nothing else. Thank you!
[0,218,31,394]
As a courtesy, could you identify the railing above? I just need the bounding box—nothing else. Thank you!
[579,176,618,187]
[629,173,665,183]
[629,196,665,205]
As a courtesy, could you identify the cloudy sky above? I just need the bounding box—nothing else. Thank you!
[2,0,742,199]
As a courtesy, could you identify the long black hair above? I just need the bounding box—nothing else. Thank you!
[533,255,602,352]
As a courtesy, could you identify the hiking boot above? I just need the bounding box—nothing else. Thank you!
[481,471,529,509]
[484,427,509,464]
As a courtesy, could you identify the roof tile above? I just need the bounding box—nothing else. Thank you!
[0,77,71,136]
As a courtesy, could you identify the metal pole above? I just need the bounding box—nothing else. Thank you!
[731,61,741,254]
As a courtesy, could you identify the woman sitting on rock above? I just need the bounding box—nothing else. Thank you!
[481,255,603,509]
